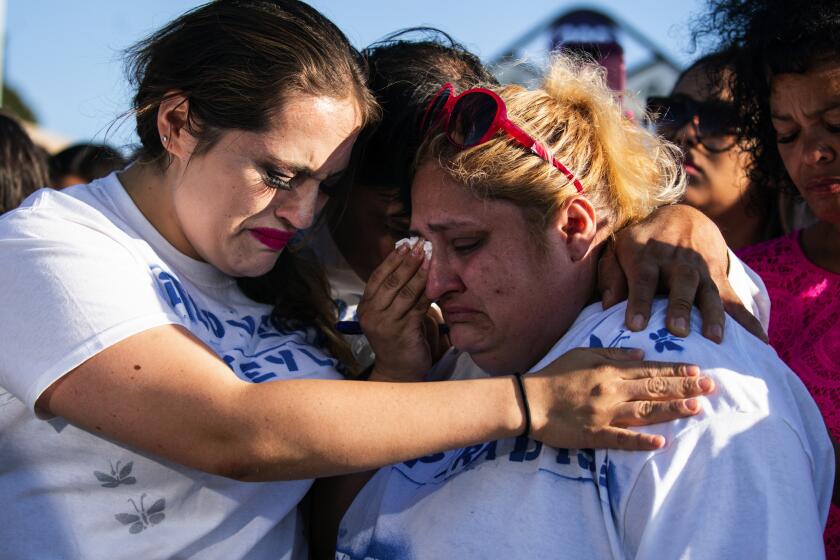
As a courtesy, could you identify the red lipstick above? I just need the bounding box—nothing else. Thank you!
[250,228,294,251]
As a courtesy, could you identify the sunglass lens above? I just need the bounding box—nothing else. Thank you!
[421,88,452,134]
[698,104,737,136]
[449,92,498,147]
[694,103,737,151]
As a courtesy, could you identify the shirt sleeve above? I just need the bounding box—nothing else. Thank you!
[727,248,771,332]
[0,205,182,409]
[621,411,827,559]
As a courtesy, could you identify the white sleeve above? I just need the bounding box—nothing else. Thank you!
[0,207,181,409]
[622,412,827,559]
[727,248,771,332]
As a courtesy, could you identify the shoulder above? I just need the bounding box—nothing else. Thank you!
[562,300,822,429]
[0,179,135,251]
[575,300,831,488]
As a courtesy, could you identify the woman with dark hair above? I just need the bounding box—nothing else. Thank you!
[0,3,713,558]
[310,29,499,370]
[649,49,783,250]
[0,111,49,214]
[697,0,840,555]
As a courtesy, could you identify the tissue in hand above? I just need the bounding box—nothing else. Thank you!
[395,236,433,260]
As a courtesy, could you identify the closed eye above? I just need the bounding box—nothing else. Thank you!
[774,127,798,145]
[452,238,482,254]
[263,169,294,191]
[385,215,411,238]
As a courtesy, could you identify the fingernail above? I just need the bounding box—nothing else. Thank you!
[698,377,713,392]
[630,314,645,330]
[683,365,700,376]
[672,317,687,334]
[625,347,644,359]
[397,243,410,255]
[709,324,723,341]
[602,289,613,305]
[685,398,700,412]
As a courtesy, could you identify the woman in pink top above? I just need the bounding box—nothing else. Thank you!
[704,0,840,555]
[739,234,840,419]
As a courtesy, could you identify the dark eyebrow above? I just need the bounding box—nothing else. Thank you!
[772,100,840,121]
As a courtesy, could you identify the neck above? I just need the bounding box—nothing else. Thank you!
[712,200,768,251]
[800,221,840,274]
[119,162,199,259]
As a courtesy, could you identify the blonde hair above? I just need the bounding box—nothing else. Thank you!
[417,55,685,239]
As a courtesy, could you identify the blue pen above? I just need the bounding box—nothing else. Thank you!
[335,321,449,335]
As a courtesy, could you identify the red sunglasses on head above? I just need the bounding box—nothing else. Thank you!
[420,83,584,193]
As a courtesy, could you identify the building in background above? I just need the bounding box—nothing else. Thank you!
[490,7,681,119]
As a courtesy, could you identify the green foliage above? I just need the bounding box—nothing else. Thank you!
[1,85,37,123]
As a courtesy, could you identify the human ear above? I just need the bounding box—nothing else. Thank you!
[156,92,197,162]
[556,196,597,262]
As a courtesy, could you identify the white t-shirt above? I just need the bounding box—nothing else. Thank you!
[0,174,342,560]
[337,300,832,560]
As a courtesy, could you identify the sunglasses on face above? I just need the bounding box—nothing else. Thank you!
[645,95,739,153]
[420,83,584,193]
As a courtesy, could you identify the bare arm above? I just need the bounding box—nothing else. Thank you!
[38,324,522,481]
[38,325,712,482]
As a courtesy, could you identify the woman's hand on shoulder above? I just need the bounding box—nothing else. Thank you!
[358,240,450,382]
[522,347,714,450]
[598,204,767,343]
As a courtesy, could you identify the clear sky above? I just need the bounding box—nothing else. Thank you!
[4,0,707,149]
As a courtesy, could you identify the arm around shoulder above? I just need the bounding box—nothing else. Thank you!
[38,324,526,481]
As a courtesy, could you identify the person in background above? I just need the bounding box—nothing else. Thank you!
[648,50,782,250]
[696,0,840,555]
[337,55,833,560]
[0,111,49,214]
[49,143,127,188]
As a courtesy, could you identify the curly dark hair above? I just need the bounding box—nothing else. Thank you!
[693,0,840,197]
